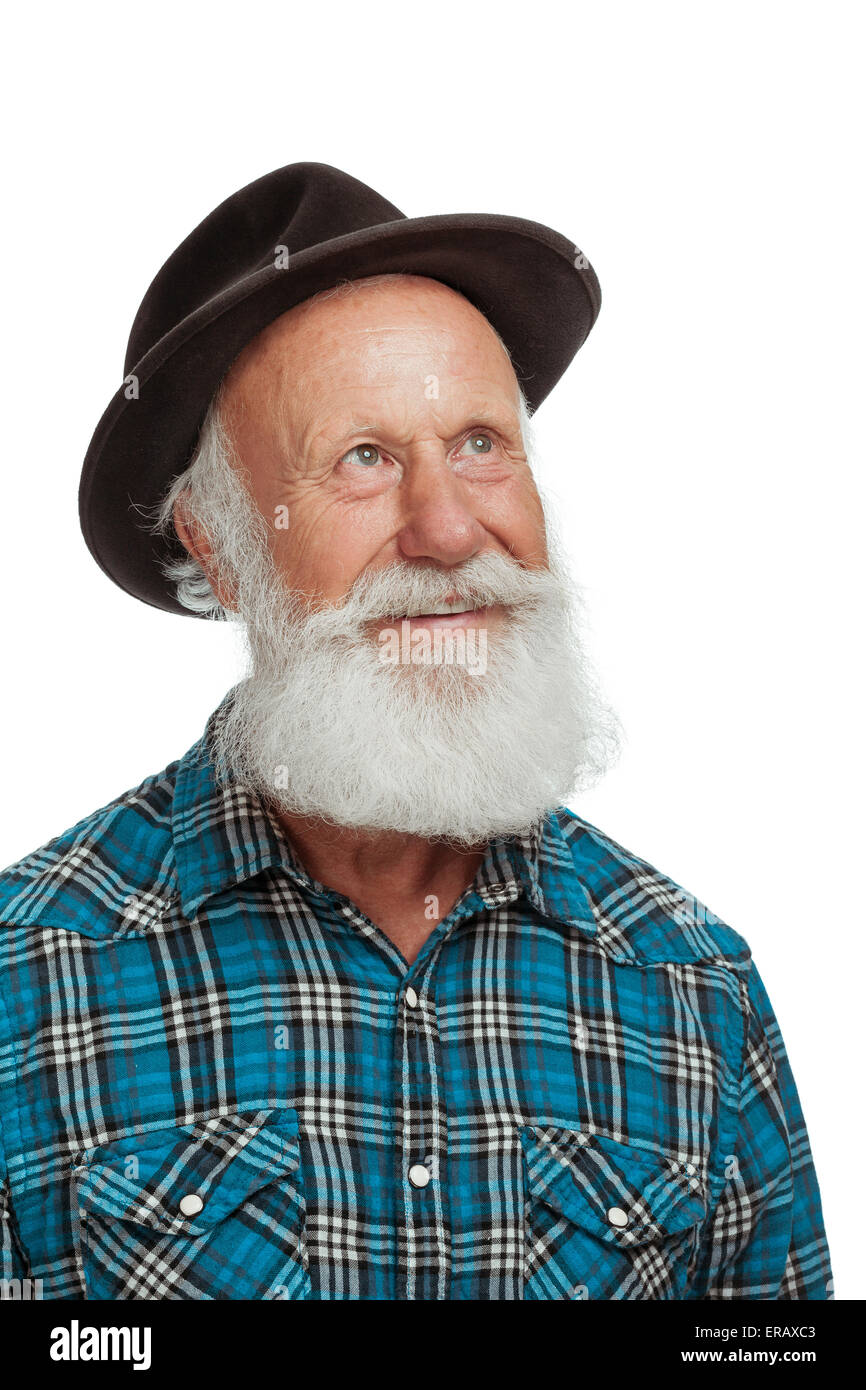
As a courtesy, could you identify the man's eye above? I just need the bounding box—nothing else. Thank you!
[342,444,382,467]
[463,433,494,455]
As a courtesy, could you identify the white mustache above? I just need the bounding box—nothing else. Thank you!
[332,552,556,627]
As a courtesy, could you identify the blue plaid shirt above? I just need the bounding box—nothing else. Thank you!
[0,695,832,1300]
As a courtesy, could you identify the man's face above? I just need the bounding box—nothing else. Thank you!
[183,273,618,844]
[218,275,547,633]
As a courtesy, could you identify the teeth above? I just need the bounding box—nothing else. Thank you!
[407,601,476,617]
[428,601,475,616]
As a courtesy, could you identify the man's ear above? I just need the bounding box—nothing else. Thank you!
[172,497,237,611]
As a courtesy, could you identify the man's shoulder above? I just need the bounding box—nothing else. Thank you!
[553,807,752,970]
[0,759,183,940]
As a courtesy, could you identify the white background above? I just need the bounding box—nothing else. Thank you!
[2,1,862,1297]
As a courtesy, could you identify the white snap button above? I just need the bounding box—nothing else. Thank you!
[179,1193,204,1217]
[607,1206,629,1228]
[405,986,419,1008]
[408,1163,431,1188]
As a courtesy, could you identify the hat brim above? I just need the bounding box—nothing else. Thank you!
[79,211,601,616]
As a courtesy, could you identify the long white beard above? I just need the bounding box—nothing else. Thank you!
[212,543,621,847]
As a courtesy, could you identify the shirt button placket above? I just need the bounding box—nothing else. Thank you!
[396,973,448,1300]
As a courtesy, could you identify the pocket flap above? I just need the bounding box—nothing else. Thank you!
[519,1125,706,1247]
[72,1108,301,1236]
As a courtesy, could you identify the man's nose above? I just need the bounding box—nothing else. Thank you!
[395,456,488,567]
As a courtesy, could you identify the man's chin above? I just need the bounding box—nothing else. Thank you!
[368,624,494,686]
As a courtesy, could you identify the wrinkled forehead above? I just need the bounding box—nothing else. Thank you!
[221,275,522,427]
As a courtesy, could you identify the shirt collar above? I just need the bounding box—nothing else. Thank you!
[172,693,596,939]
[171,693,300,920]
[472,818,597,935]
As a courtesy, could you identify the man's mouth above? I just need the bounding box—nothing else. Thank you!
[371,595,495,628]
[404,599,478,617]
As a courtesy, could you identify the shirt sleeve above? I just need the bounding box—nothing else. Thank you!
[688,957,833,1299]
[0,1120,27,1286]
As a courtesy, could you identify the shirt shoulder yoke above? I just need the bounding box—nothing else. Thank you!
[0,762,180,940]
[554,807,752,969]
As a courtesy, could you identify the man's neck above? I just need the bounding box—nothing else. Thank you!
[273,813,485,968]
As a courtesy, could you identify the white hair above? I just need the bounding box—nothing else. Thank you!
[154,384,252,618]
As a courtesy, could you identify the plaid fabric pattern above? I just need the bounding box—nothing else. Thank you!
[0,695,832,1300]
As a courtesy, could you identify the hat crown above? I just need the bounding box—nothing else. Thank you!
[124,162,406,375]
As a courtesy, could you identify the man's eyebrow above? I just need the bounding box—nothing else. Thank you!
[314,410,523,453]
[326,424,377,448]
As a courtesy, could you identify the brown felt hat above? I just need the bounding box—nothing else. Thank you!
[78,161,602,616]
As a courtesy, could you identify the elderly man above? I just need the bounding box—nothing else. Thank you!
[0,163,831,1301]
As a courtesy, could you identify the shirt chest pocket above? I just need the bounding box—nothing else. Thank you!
[519,1125,707,1300]
[71,1108,310,1300]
